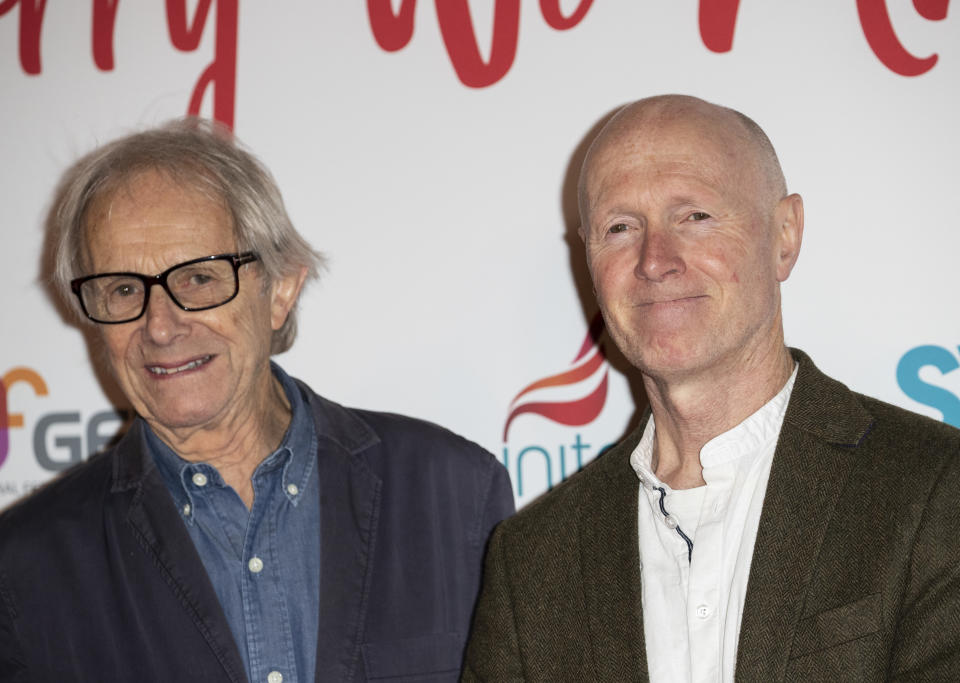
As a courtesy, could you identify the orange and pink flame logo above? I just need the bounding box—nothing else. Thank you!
[503,314,609,441]
[0,367,48,469]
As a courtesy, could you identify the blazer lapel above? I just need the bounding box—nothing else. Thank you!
[113,424,249,683]
[307,391,383,683]
[578,432,648,681]
[736,350,873,681]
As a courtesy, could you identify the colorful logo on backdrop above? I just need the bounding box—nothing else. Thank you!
[0,366,127,491]
[0,368,48,469]
[897,345,960,428]
[501,314,619,499]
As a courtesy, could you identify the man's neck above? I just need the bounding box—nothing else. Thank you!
[643,344,795,490]
[149,373,293,508]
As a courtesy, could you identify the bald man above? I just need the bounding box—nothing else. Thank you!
[462,96,960,682]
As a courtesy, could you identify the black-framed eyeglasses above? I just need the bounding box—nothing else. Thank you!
[70,252,259,324]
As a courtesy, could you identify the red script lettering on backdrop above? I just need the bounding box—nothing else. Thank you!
[700,0,950,77]
[1,0,238,128]
[855,0,949,76]
[2,2,951,116]
[368,0,951,86]
[367,0,594,88]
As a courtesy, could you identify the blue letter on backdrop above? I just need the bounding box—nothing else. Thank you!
[896,345,960,428]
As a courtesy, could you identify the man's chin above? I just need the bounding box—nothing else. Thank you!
[142,403,225,435]
[628,344,715,381]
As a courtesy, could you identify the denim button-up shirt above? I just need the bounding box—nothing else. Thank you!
[148,363,321,683]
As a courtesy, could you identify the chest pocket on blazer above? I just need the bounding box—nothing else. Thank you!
[789,592,882,659]
[361,632,464,680]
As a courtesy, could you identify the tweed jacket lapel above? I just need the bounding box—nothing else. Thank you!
[578,426,649,680]
[735,349,873,681]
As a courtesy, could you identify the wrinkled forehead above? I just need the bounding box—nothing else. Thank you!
[581,117,758,207]
[82,168,232,234]
[79,169,237,267]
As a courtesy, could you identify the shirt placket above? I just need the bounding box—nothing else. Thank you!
[242,464,298,683]
[638,483,693,681]
[687,465,732,683]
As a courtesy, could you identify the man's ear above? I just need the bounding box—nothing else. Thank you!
[774,193,804,282]
[270,266,308,331]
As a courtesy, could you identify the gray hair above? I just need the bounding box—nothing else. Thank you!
[51,117,325,354]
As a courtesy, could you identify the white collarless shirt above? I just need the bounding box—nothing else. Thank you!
[630,365,798,683]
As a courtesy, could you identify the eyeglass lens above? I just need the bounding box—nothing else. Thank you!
[79,258,239,322]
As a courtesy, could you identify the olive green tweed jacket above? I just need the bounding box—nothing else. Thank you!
[463,349,960,682]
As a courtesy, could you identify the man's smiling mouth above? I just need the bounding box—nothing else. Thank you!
[146,355,213,376]
[638,295,706,306]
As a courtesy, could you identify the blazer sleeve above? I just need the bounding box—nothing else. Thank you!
[889,448,960,680]
[0,568,29,683]
[478,462,515,550]
[461,524,525,683]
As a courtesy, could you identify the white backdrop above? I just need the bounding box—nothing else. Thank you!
[2,1,959,510]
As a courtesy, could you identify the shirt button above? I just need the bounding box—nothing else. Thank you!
[286,483,299,496]
[696,604,710,619]
[248,556,264,574]
[267,671,283,683]
[182,504,191,516]
[663,514,679,529]
[191,472,208,487]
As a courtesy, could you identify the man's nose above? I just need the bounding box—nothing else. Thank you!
[635,228,685,282]
[142,284,190,344]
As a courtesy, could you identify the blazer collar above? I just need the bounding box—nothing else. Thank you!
[298,383,384,683]
[110,419,155,493]
[736,348,874,680]
[108,422,250,683]
[779,348,873,446]
[296,378,381,456]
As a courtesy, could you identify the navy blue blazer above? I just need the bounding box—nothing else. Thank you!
[0,380,514,682]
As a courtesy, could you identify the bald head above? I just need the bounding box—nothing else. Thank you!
[579,95,787,226]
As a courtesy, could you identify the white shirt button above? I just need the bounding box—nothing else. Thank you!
[696,604,710,619]
[182,503,191,516]
[267,671,283,683]
[248,556,264,574]
[191,472,208,487]
[286,483,299,496]
[663,514,679,529]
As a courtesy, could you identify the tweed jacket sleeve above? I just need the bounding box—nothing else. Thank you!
[887,446,960,679]
[462,428,647,682]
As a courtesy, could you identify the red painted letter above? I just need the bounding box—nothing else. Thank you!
[92,0,120,70]
[914,0,949,20]
[166,0,238,129]
[857,0,948,76]
[368,0,416,51]
[435,0,520,88]
[699,0,741,52]
[539,0,593,30]
[0,0,47,75]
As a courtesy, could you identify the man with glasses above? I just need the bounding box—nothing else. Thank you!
[0,119,513,683]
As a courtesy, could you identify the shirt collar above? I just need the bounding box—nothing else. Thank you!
[630,363,799,488]
[148,361,318,517]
